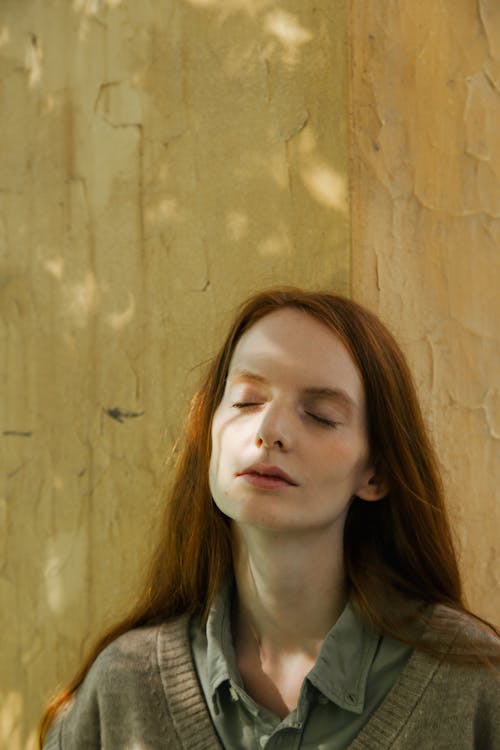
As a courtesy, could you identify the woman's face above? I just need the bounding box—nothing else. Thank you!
[209,308,382,535]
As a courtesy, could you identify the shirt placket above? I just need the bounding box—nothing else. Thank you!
[258,678,312,750]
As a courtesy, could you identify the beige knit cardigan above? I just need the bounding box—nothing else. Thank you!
[43,607,500,749]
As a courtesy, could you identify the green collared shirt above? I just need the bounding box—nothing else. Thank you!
[189,580,413,750]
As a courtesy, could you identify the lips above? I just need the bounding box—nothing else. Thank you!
[237,463,298,486]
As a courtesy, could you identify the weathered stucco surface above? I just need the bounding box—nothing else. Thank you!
[350,1,499,622]
[1,1,349,746]
[2,0,499,746]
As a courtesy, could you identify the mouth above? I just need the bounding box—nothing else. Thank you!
[236,463,298,487]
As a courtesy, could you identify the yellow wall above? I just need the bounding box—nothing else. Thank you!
[1,1,498,747]
[349,0,499,624]
[1,2,348,747]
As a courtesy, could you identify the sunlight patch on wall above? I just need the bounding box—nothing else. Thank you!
[301,164,348,212]
[0,26,10,49]
[264,10,313,46]
[73,0,100,13]
[0,691,23,750]
[145,197,184,226]
[257,229,292,257]
[44,531,85,615]
[226,211,249,241]
[185,0,271,12]
[263,10,313,65]
[297,125,317,156]
[107,292,135,330]
[25,35,43,89]
[25,729,37,750]
[64,271,99,327]
[73,0,124,39]
[40,93,58,116]
[52,475,64,491]
[43,256,65,280]
[268,152,289,189]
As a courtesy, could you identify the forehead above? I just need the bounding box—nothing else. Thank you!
[228,308,364,401]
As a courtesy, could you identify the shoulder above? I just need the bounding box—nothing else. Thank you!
[369,607,500,748]
[81,622,163,690]
[426,604,500,659]
[44,616,192,750]
[83,614,192,697]
[416,605,500,715]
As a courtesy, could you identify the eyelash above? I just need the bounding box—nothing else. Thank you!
[306,412,338,429]
[231,403,338,429]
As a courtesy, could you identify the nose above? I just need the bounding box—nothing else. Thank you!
[255,404,290,451]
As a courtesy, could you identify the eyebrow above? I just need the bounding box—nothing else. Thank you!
[227,369,358,411]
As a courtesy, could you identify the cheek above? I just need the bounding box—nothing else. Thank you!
[209,412,232,484]
[210,410,223,461]
[211,408,249,460]
[209,434,221,489]
[208,464,218,501]
[313,436,370,480]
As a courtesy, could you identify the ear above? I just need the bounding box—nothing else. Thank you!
[354,468,389,502]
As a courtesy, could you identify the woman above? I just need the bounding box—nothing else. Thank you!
[40,288,499,749]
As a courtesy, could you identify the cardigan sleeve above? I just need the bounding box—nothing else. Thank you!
[41,692,100,750]
[42,717,62,750]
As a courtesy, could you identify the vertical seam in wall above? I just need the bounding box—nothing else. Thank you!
[345,0,354,300]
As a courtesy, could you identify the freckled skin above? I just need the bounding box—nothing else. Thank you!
[209,308,381,537]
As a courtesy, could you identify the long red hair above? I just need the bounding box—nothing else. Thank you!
[39,287,495,744]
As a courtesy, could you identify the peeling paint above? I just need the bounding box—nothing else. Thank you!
[94,81,143,127]
[25,33,43,88]
[484,389,500,439]
[1,1,349,746]
[350,0,500,623]
[283,110,309,142]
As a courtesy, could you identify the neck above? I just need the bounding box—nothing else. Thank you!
[231,524,348,659]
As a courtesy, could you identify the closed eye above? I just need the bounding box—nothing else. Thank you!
[306,412,338,428]
[232,403,338,427]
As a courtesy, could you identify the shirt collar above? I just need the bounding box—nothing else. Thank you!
[306,602,380,713]
[203,577,380,715]
[205,576,241,692]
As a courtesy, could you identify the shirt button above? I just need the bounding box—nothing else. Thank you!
[318,694,328,705]
[259,736,270,748]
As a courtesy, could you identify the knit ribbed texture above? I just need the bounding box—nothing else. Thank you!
[349,605,500,749]
[43,607,500,749]
[349,649,440,748]
[157,615,223,749]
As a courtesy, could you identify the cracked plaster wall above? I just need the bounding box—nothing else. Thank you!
[2,0,499,747]
[350,1,499,624]
[1,1,349,746]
